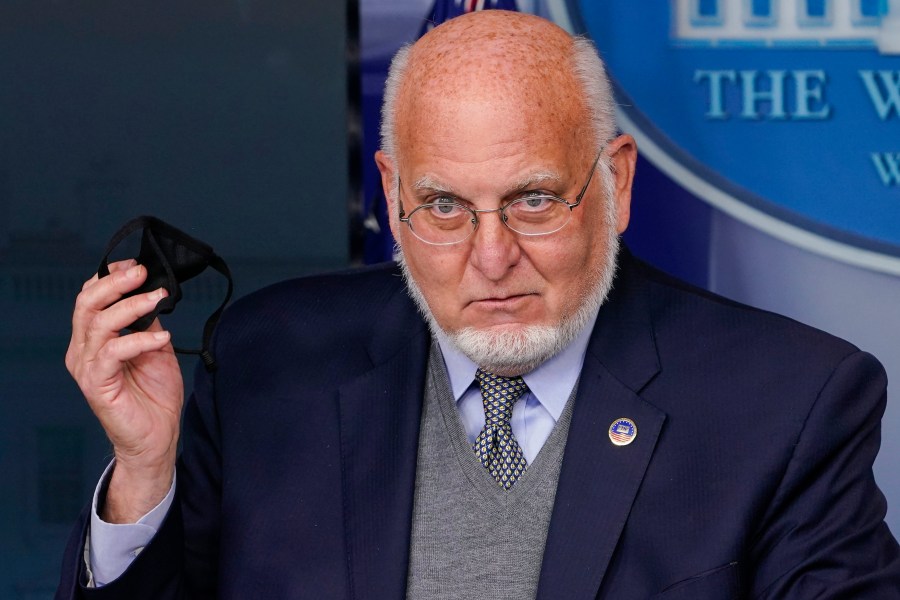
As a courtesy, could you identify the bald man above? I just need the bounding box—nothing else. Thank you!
[58,11,899,599]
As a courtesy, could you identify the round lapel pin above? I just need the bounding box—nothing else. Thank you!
[608,418,637,446]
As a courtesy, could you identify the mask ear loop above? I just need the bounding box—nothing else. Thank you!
[98,216,154,278]
[175,254,233,372]
[142,228,179,313]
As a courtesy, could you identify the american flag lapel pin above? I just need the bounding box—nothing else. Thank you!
[608,418,637,446]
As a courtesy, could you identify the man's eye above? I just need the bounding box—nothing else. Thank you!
[424,196,461,214]
[424,200,464,218]
[435,198,456,213]
[516,195,553,211]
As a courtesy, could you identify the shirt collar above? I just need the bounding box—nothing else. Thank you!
[435,309,598,422]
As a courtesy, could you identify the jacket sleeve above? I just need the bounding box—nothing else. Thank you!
[749,350,900,598]
[54,490,186,600]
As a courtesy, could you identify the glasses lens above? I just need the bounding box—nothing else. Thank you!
[504,196,572,236]
[408,203,476,245]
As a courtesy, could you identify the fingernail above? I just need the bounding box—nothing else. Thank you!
[126,265,141,279]
[153,287,167,300]
[153,331,169,341]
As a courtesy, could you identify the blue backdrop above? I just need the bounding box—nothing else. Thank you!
[359,0,900,536]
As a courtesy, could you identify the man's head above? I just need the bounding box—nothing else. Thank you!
[375,10,637,375]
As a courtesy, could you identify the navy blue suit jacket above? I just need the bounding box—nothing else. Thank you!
[57,251,900,598]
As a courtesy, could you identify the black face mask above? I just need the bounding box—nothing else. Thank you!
[98,215,233,372]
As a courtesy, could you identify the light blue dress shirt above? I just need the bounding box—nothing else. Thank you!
[435,310,597,464]
[88,310,598,585]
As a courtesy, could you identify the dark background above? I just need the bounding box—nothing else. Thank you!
[0,1,349,596]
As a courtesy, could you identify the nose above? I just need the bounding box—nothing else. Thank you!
[468,209,521,281]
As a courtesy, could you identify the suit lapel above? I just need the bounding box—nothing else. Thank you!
[338,286,430,600]
[537,251,668,599]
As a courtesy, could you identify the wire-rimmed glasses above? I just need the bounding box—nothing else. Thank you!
[397,151,603,246]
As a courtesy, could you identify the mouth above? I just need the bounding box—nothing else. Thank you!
[467,293,536,311]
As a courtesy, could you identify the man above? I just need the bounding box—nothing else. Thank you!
[58,10,899,599]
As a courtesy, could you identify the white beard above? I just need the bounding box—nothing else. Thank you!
[396,195,621,376]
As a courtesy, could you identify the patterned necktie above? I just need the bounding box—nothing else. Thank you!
[472,368,529,489]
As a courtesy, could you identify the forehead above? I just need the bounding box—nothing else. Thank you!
[398,77,591,189]
[400,44,585,139]
[397,93,592,195]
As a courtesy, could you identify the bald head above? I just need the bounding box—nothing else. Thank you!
[380,11,617,166]
[407,11,576,104]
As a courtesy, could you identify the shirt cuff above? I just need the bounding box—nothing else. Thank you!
[86,460,176,587]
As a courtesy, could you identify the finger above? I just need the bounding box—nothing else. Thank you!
[68,315,165,375]
[88,330,173,391]
[144,317,165,333]
[81,258,137,292]
[68,259,145,376]
[108,258,139,273]
[83,287,169,360]
[73,264,149,340]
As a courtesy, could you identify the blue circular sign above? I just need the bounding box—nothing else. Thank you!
[570,0,900,266]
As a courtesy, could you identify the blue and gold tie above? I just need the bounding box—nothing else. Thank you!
[472,368,529,489]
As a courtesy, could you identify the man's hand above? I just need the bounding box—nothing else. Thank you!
[66,259,184,524]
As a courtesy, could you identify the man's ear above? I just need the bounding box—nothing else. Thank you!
[375,150,401,242]
[605,134,637,235]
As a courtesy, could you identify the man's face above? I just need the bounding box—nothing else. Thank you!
[378,88,635,373]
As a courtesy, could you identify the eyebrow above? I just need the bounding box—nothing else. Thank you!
[411,170,563,197]
[411,175,453,195]
[503,170,562,195]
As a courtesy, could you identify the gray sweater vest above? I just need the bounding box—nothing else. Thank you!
[406,343,577,599]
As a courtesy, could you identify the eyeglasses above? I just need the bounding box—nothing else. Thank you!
[397,151,603,246]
